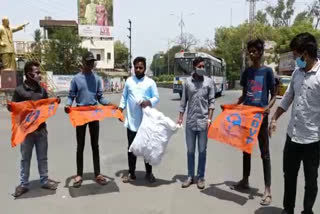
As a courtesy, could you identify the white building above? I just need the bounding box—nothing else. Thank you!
[81,38,114,70]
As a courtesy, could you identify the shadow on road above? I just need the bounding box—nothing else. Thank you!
[14,180,58,200]
[200,181,263,206]
[201,183,248,206]
[65,173,119,198]
[115,170,175,187]
[255,206,283,214]
[171,98,181,101]
[224,181,263,199]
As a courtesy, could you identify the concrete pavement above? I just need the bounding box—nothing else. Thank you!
[0,88,319,214]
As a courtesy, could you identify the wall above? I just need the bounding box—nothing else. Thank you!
[81,39,114,70]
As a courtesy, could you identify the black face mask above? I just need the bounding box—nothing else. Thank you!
[136,73,145,79]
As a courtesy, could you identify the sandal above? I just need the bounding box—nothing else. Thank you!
[260,194,272,206]
[73,176,83,188]
[96,175,108,185]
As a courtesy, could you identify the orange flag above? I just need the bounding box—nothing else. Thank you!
[208,104,265,154]
[68,105,124,127]
[10,98,59,147]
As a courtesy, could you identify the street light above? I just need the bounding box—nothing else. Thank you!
[170,12,195,47]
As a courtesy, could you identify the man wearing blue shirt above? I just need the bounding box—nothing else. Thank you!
[65,51,115,188]
[232,39,277,206]
[119,57,160,183]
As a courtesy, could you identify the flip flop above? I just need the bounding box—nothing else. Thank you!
[96,175,108,185]
[260,195,272,206]
[73,178,83,188]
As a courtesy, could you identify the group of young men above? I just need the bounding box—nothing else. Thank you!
[7,32,319,214]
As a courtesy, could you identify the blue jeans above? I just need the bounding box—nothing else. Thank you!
[20,128,48,188]
[185,127,208,179]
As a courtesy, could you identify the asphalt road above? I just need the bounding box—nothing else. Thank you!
[0,88,319,214]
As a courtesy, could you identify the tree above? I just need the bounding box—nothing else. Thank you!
[309,0,320,29]
[151,45,183,76]
[42,28,86,74]
[266,0,295,27]
[214,22,276,84]
[256,10,269,25]
[114,40,128,68]
[293,11,313,25]
[175,33,198,51]
[30,29,42,61]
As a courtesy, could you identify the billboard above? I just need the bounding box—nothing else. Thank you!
[279,51,295,73]
[78,0,113,38]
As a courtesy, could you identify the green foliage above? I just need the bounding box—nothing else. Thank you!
[114,40,128,68]
[153,74,174,83]
[256,10,269,25]
[30,29,42,61]
[266,0,295,27]
[151,45,183,76]
[42,28,86,74]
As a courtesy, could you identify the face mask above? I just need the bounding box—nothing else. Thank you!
[296,57,306,68]
[195,68,205,76]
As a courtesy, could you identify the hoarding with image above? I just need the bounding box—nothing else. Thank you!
[78,0,113,38]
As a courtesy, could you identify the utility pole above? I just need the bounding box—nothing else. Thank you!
[247,0,258,40]
[128,19,132,71]
[167,41,170,75]
[178,13,185,48]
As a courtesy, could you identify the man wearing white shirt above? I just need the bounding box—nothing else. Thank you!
[270,32,320,214]
[119,57,160,183]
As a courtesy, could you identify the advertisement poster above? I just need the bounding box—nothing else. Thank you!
[78,0,113,37]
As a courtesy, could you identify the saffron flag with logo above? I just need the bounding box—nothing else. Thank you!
[68,105,124,127]
[11,98,59,147]
[208,104,265,154]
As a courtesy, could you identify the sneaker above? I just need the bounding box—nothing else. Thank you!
[122,173,136,183]
[181,177,194,188]
[41,181,58,190]
[197,178,205,189]
[231,179,249,190]
[145,173,156,183]
[12,185,29,198]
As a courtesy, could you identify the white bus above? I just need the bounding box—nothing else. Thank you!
[173,51,227,98]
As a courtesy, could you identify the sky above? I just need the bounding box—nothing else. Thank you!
[1,0,313,64]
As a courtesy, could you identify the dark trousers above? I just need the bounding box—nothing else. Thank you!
[76,121,100,177]
[243,115,271,187]
[283,135,320,214]
[127,128,152,175]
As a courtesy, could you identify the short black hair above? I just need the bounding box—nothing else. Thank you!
[290,32,318,58]
[247,38,265,53]
[133,57,146,69]
[193,56,204,68]
[24,61,40,76]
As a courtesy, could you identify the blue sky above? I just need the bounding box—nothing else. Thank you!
[2,0,312,63]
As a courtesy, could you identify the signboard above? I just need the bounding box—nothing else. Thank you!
[52,75,74,92]
[78,0,113,38]
[279,51,295,73]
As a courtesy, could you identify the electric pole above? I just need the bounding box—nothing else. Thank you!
[128,19,132,71]
[178,13,185,48]
[247,0,258,40]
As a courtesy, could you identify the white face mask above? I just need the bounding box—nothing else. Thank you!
[195,68,205,76]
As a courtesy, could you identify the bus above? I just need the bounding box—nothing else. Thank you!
[173,51,227,98]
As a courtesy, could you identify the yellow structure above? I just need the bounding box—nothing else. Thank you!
[0,17,28,70]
